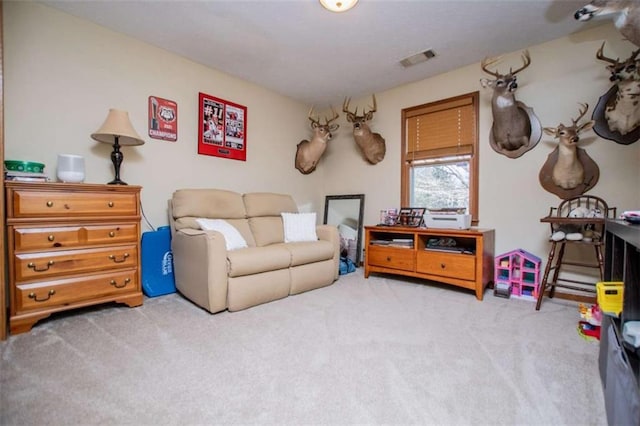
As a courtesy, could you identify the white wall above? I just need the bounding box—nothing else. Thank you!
[5,3,640,277]
[322,23,640,266]
[4,2,324,231]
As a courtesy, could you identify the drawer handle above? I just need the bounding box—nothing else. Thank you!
[48,235,55,242]
[110,278,131,288]
[386,256,392,261]
[108,201,114,208]
[27,260,55,272]
[109,253,130,263]
[46,201,54,207]
[440,263,446,269]
[109,231,115,238]
[28,289,56,302]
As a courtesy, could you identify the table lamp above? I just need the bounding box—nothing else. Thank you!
[91,109,145,185]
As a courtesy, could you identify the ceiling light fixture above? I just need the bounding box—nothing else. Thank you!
[319,0,359,13]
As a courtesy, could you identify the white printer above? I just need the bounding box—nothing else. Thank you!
[424,208,471,230]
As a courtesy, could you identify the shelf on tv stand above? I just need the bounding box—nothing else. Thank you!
[364,226,495,300]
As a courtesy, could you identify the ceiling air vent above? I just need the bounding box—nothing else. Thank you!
[400,49,436,68]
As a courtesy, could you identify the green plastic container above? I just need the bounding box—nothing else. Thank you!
[4,160,45,173]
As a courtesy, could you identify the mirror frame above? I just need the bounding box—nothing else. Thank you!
[323,194,365,266]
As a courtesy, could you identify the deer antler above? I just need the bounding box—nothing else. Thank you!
[596,41,620,66]
[343,97,357,121]
[324,106,339,125]
[363,94,377,115]
[343,97,354,113]
[308,106,320,127]
[509,50,531,76]
[344,95,377,120]
[480,56,502,78]
[362,94,377,120]
[572,103,589,126]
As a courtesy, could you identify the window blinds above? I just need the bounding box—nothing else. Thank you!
[406,95,475,161]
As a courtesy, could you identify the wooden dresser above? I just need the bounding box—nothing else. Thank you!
[5,181,143,334]
[365,225,495,300]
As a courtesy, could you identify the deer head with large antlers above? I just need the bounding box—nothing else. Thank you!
[295,106,339,174]
[543,103,595,190]
[596,42,640,136]
[342,95,386,164]
[480,50,540,158]
[575,1,640,47]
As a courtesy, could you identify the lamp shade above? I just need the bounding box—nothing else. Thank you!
[319,0,358,12]
[91,109,145,146]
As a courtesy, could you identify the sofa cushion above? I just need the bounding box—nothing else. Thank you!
[282,212,318,242]
[243,193,298,247]
[290,259,337,295]
[176,217,256,246]
[225,219,256,247]
[226,245,291,277]
[196,218,248,251]
[227,269,291,312]
[243,192,298,217]
[173,189,246,219]
[279,240,335,266]
[249,217,285,247]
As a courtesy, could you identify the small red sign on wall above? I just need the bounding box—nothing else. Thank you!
[148,96,178,142]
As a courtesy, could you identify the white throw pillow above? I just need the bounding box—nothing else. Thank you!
[282,212,318,243]
[195,218,248,251]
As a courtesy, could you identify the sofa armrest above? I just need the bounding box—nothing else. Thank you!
[316,224,340,280]
[171,228,229,313]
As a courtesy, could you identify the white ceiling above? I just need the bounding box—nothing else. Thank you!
[41,0,599,107]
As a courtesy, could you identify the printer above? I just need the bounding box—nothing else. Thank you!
[424,209,471,230]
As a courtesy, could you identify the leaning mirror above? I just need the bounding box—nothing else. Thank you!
[323,194,365,266]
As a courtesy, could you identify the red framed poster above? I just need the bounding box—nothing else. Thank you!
[148,96,178,141]
[198,92,247,161]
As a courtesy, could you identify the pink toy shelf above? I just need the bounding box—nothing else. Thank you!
[494,249,541,301]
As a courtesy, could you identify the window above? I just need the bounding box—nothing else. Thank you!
[401,92,479,222]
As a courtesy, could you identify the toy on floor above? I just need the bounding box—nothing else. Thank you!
[577,303,602,341]
[578,321,601,341]
[579,303,602,326]
[494,249,541,300]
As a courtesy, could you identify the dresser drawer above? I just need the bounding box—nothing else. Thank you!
[14,244,138,282]
[416,250,475,280]
[15,269,138,311]
[10,190,138,218]
[13,223,138,251]
[368,246,415,271]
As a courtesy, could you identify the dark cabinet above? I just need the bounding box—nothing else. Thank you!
[601,220,640,425]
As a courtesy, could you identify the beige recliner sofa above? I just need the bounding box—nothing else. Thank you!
[168,189,340,313]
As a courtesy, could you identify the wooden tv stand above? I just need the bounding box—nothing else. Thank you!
[364,225,495,300]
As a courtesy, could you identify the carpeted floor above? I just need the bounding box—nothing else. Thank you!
[1,269,605,425]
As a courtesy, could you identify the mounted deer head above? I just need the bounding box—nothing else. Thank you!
[342,95,386,164]
[295,106,339,174]
[480,50,539,158]
[575,1,640,47]
[596,42,640,136]
[543,103,595,190]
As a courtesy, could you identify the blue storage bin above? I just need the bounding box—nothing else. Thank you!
[141,226,176,297]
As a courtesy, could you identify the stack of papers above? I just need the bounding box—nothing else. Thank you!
[5,170,49,182]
